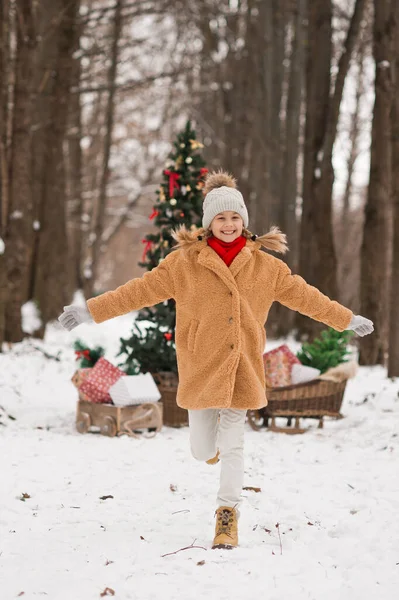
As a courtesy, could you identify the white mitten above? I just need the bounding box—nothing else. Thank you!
[58,305,93,331]
[346,314,374,337]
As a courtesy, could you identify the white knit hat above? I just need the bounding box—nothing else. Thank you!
[202,172,249,230]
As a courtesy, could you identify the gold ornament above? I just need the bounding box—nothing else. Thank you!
[175,155,184,168]
[189,139,204,150]
[186,184,191,191]
[159,187,166,202]
[163,240,169,247]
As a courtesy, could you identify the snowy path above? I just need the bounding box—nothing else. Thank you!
[1,317,398,600]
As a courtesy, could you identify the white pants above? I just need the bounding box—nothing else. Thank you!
[188,408,247,517]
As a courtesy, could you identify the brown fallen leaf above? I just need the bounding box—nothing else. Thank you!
[197,560,205,566]
[140,535,145,540]
[105,559,114,566]
[99,495,114,501]
[17,593,25,597]
[307,521,314,526]
[242,486,261,493]
[170,484,177,492]
[19,493,30,502]
[100,587,115,597]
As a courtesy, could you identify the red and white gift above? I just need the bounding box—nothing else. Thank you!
[79,357,126,404]
[262,344,301,388]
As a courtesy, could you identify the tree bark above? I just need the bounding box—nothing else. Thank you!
[3,0,36,342]
[90,0,123,288]
[359,0,394,365]
[295,0,366,339]
[32,0,81,334]
[388,0,399,376]
[66,29,84,297]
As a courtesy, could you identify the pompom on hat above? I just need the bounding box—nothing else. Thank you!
[202,170,249,230]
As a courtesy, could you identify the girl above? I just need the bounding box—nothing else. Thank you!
[58,171,373,550]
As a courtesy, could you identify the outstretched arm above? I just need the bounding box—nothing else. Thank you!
[58,254,175,330]
[274,260,353,332]
[86,256,175,323]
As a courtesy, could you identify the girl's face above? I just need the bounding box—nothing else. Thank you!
[210,211,244,242]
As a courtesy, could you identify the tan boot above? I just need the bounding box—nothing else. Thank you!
[212,506,238,549]
[206,449,220,465]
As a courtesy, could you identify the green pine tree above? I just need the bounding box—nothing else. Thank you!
[117,121,207,375]
[296,328,354,374]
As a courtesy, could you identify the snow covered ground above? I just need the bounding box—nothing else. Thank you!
[1,314,398,600]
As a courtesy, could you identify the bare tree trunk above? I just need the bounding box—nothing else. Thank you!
[388,0,399,376]
[0,0,11,347]
[341,40,366,228]
[295,0,332,339]
[33,0,80,334]
[90,0,123,288]
[66,31,83,297]
[4,0,36,343]
[269,0,306,339]
[296,0,366,339]
[280,0,306,270]
[359,0,394,365]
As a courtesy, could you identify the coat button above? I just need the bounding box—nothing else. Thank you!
[229,291,233,296]
[228,317,233,324]
[230,344,234,349]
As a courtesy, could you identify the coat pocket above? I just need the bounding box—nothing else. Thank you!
[187,319,200,353]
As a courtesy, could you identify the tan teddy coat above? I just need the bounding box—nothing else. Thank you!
[86,227,353,411]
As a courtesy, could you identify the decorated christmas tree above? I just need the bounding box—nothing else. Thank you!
[118,121,208,375]
[296,328,354,374]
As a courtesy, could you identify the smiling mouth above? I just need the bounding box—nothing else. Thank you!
[221,231,236,235]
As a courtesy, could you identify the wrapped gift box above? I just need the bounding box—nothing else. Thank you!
[80,357,126,404]
[109,373,161,406]
[262,344,301,388]
[71,368,92,389]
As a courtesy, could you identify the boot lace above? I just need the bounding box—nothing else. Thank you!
[215,508,234,539]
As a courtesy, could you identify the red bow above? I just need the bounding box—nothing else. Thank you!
[141,238,153,261]
[149,208,159,220]
[75,349,90,361]
[164,332,173,341]
[163,170,180,198]
[199,168,208,178]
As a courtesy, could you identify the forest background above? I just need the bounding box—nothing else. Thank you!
[0,0,398,374]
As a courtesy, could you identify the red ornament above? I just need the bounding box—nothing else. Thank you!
[163,170,181,197]
[180,212,185,217]
[141,238,153,261]
[199,168,208,178]
[149,208,159,220]
[164,332,173,341]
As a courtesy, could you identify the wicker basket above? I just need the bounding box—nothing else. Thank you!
[153,371,188,427]
[247,378,347,434]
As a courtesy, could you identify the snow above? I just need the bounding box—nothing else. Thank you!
[0,236,4,254]
[1,315,398,600]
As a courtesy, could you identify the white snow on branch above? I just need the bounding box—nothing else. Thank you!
[33,220,41,231]
[0,237,5,254]
[377,61,390,69]
[314,168,321,179]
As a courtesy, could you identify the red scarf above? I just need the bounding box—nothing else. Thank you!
[207,235,247,267]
